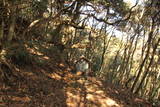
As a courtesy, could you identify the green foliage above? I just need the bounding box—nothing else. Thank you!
[5,47,33,66]
[31,0,48,18]
[92,56,101,72]
[93,0,129,16]
[108,55,122,70]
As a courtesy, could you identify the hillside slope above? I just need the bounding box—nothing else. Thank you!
[0,58,152,107]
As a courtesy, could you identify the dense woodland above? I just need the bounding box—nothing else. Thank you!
[0,0,160,106]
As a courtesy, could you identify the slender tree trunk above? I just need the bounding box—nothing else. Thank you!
[127,34,139,77]
[120,34,136,83]
[8,13,16,41]
[135,38,160,94]
[131,30,153,93]
[0,19,4,40]
[99,31,110,73]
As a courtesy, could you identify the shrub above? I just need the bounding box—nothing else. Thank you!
[5,47,33,66]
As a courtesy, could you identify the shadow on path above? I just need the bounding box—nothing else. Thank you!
[0,63,152,107]
[0,65,68,107]
[66,77,122,107]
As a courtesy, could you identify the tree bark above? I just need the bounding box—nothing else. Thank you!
[134,38,160,94]
[131,30,153,93]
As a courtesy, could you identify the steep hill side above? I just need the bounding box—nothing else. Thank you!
[0,57,152,107]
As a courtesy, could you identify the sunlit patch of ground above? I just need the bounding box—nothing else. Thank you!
[27,46,50,60]
[0,56,152,107]
[66,77,123,107]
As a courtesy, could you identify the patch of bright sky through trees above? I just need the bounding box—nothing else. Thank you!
[80,0,140,39]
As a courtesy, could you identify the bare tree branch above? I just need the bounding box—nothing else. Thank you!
[88,0,139,25]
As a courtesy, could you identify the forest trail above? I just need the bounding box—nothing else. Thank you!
[65,75,151,107]
[66,77,121,107]
[0,61,151,107]
[1,0,160,107]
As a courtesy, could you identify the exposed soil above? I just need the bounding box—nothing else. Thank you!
[0,60,152,107]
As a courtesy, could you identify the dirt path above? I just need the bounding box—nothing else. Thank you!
[0,63,152,107]
[66,77,122,107]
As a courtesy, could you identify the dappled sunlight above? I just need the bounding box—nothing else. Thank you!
[11,96,31,102]
[50,73,62,80]
[76,71,83,76]
[1,0,158,106]
[26,46,50,60]
[77,78,86,84]
[59,63,65,67]
[0,95,31,106]
[27,47,43,55]
[43,56,50,60]
[105,98,120,107]
[0,64,68,106]
[66,77,123,107]
[87,93,120,107]
[86,82,121,107]
[66,91,81,107]
[71,43,87,49]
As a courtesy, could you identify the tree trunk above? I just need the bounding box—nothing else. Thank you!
[134,38,160,94]
[0,20,4,40]
[8,13,16,41]
[131,31,153,93]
